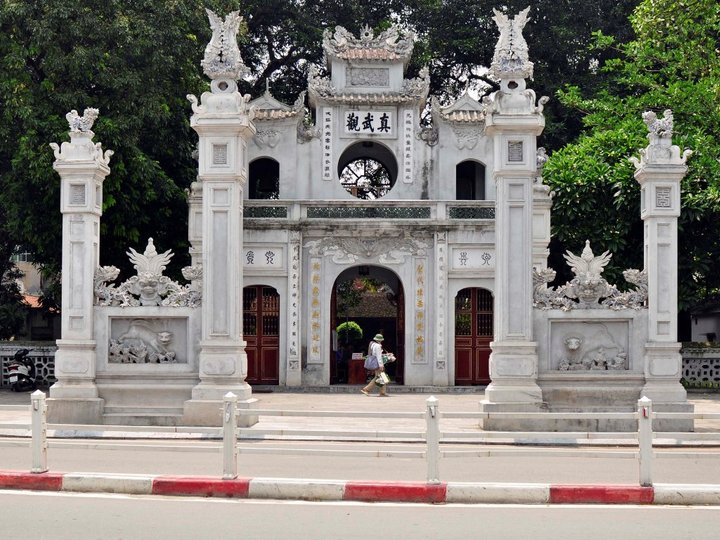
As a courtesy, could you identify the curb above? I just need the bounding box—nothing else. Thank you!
[2,470,720,505]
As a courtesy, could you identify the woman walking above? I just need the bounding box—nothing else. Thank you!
[361,334,391,397]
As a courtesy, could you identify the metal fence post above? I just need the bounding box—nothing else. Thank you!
[31,390,48,474]
[638,396,653,486]
[425,396,440,484]
[222,392,238,480]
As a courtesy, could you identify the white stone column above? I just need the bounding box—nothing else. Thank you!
[183,9,257,425]
[47,109,113,423]
[532,149,553,270]
[632,110,692,405]
[480,8,545,414]
[482,84,545,407]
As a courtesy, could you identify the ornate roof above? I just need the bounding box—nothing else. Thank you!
[308,65,429,108]
[322,25,415,67]
[434,92,486,124]
[249,82,305,121]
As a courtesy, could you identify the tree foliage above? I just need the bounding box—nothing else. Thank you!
[0,0,640,317]
[543,0,720,310]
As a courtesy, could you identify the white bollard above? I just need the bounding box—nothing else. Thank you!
[425,396,440,484]
[222,392,238,480]
[31,390,48,474]
[638,396,653,486]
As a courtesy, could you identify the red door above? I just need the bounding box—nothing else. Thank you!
[454,288,493,385]
[243,286,280,384]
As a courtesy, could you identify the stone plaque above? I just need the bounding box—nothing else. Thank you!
[344,110,393,135]
[347,67,389,87]
[212,143,228,165]
[508,141,524,162]
[70,184,86,205]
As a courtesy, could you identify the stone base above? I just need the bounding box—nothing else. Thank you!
[652,402,694,432]
[183,398,258,427]
[47,397,105,424]
[479,401,547,431]
[479,400,694,432]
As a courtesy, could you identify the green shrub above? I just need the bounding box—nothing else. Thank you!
[337,321,362,344]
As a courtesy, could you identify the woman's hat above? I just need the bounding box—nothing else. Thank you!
[373,334,384,341]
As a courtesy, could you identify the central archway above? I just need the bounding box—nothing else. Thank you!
[330,266,404,385]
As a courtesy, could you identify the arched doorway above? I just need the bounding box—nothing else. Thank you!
[456,160,486,200]
[330,266,404,385]
[243,285,280,384]
[249,158,280,199]
[454,288,493,385]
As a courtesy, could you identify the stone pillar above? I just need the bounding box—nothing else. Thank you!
[182,9,257,426]
[532,148,553,270]
[47,109,113,424]
[632,110,693,409]
[480,8,546,420]
[286,230,302,386]
[433,231,449,385]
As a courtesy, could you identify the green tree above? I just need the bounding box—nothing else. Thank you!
[543,0,720,314]
[0,1,215,282]
[0,0,640,321]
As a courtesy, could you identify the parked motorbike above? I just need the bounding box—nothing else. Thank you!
[7,349,37,392]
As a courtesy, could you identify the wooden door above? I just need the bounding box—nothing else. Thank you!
[454,288,493,385]
[243,286,280,384]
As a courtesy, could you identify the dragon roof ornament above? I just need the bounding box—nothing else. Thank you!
[201,9,248,81]
[322,25,415,67]
[489,6,533,81]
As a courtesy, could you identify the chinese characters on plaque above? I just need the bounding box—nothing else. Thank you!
[344,110,394,135]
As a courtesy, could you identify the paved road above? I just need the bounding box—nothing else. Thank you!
[2,490,720,539]
[3,437,720,485]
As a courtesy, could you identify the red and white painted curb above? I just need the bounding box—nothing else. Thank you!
[2,470,720,505]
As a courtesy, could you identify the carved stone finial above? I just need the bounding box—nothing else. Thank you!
[533,241,647,310]
[66,108,100,133]
[489,6,533,81]
[94,238,201,308]
[201,9,248,81]
[631,109,693,169]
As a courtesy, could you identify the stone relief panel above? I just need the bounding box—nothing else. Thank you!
[346,67,390,87]
[305,236,428,265]
[550,321,629,371]
[108,318,187,364]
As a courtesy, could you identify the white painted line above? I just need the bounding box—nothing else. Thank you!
[249,477,346,501]
[654,484,720,505]
[62,473,156,495]
[446,482,550,504]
